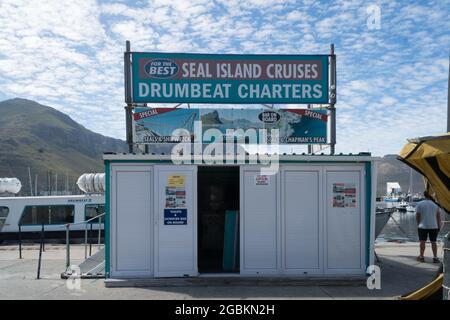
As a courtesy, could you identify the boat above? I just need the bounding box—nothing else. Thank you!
[375,206,394,238]
[383,196,399,202]
[396,202,408,212]
[402,169,419,213]
[385,182,401,202]
[0,194,104,241]
[0,173,105,241]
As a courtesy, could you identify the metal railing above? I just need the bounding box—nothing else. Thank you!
[16,213,105,278]
[64,213,106,270]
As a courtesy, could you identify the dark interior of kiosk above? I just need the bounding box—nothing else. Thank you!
[198,166,240,273]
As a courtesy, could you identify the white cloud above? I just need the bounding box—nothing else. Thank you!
[380,96,398,105]
[286,10,303,21]
[0,0,448,157]
[0,0,106,44]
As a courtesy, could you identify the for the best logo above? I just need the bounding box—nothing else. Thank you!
[144,59,179,78]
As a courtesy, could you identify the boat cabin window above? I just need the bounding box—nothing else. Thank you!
[19,205,74,225]
[0,206,9,225]
[85,204,105,222]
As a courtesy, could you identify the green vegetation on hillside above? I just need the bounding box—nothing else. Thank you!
[0,98,126,195]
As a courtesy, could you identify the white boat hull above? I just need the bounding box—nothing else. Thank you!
[375,209,393,238]
[0,194,105,238]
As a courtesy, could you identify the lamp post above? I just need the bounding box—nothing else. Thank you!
[444,54,450,301]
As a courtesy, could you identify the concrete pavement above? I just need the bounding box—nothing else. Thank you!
[0,241,442,300]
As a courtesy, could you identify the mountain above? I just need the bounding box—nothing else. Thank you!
[0,98,424,197]
[201,110,223,124]
[376,154,425,197]
[0,98,127,195]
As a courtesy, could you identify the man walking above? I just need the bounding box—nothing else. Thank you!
[416,191,442,263]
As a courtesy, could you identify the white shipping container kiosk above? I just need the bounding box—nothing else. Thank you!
[103,153,377,280]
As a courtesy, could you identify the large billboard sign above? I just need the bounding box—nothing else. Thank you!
[130,53,329,104]
[133,107,328,144]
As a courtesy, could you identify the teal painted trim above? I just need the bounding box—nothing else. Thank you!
[108,160,161,163]
[104,160,110,277]
[280,160,369,164]
[365,162,372,269]
[106,159,371,165]
[223,210,239,272]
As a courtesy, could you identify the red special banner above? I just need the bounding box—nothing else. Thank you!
[284,109,328,122]
[134,108,327,122]
[133,107,175,120]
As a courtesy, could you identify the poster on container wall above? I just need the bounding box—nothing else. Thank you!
[332,183,357,208]
[164,174,187,225]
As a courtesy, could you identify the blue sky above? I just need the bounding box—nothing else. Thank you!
[0,0,449,155]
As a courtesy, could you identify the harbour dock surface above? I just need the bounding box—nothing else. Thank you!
[0,242,441,300]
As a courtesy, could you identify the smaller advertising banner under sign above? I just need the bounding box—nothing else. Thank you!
[133,107,327,144]
[164,209,187,225]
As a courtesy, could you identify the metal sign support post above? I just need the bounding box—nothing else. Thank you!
[307,104,312,154]
[124,40,134,153]
[329,44,337,155]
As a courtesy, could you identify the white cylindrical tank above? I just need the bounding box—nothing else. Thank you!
[76,173,105,194]
[0,178,22,194]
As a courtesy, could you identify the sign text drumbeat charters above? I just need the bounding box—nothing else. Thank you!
[132,53,329,104]
[138,82,323,100]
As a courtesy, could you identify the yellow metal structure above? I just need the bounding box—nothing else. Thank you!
[398,133,450,213]
[399,273,443,300]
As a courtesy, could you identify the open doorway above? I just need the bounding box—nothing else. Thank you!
[198,166,240,273]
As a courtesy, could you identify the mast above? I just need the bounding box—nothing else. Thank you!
[28,167,33,196]
[408,168,412,194]
[66,171,69,195]
[447,53,450,132]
